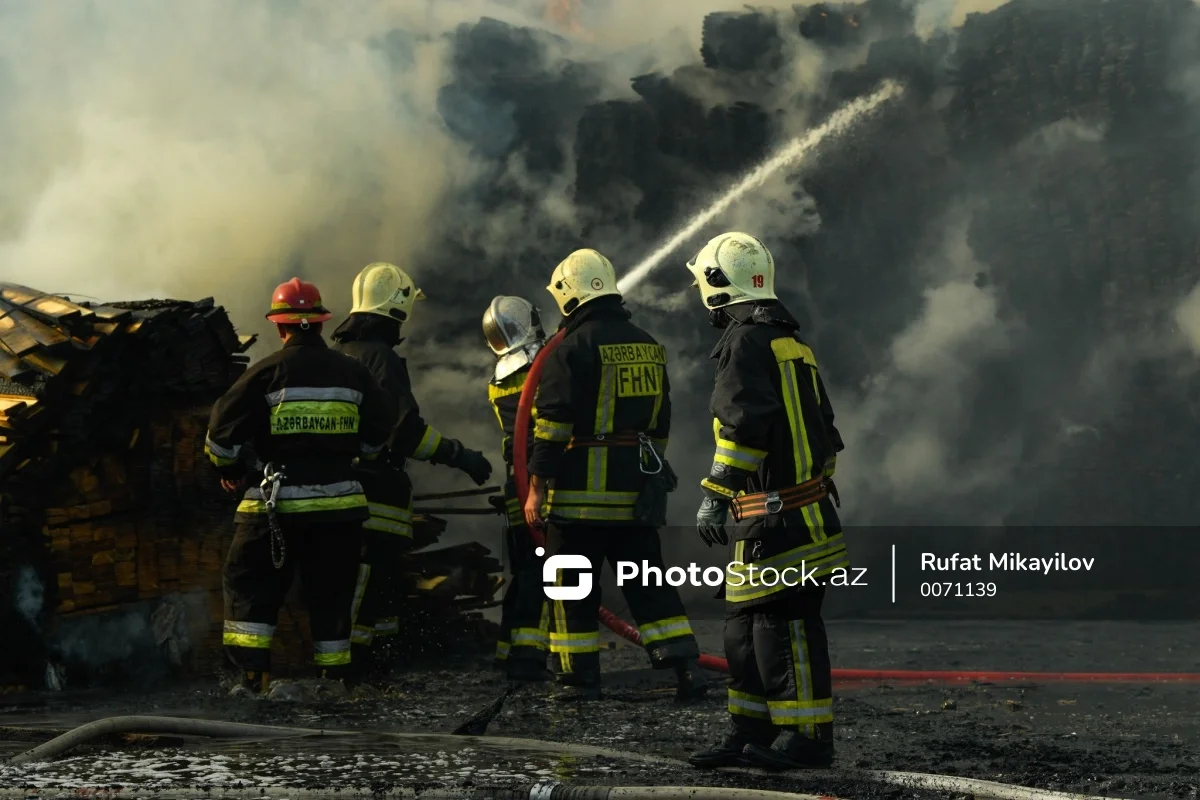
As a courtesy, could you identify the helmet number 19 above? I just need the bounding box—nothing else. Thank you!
[751,275,764,288]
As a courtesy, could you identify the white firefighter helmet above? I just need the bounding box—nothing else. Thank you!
[350,262,425,322]
[546,248,621,316]
[483,296,546,383]
[686,231,777,309]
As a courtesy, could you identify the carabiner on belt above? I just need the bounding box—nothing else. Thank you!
[637,432,664,475]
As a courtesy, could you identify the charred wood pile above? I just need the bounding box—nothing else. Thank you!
[0,284,502,689]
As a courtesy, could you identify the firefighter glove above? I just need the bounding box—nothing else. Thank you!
[696,496,729,547]
[454,444,493,486]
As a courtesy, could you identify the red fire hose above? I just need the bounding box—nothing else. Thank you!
[510,330,1200,686]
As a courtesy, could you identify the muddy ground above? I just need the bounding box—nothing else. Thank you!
[0,621,1196,799]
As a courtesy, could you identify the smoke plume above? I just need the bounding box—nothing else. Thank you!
[5,0,1200,572]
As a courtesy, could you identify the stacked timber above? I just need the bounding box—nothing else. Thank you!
[0,283,503,688]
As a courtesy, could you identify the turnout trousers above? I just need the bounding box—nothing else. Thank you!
[348,465,415,661]
[495,521,550,666]
[545,523,700,678]
[222,516,364,678]
[724,587,833,742]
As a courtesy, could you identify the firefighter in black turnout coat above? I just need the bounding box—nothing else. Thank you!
[205,278,397,692]
[331,262,493,672]
[684,233,849,771]
[482,296,552,682]
[524,248,708,702]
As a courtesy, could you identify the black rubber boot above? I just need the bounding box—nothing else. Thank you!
[552,670,602,702]
[689,724,771,769]
[674,660,710,702]
[507,658,554,683]
[743,730,834,771]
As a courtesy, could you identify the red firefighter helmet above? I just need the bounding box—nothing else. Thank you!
[265,277,332,324]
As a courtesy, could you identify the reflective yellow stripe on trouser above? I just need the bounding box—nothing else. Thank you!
[729,688,771,721]
[350,564,373,646]
[223,620,274,649]
[638,615,694,646]
[551,573,598,673]
[314,639,351,667]
[768,620,833,731]
[365,502,413,538]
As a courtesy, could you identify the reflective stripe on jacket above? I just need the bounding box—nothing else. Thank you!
[707,302,849,604]
[204,333,397,524]
[528,297,670,525]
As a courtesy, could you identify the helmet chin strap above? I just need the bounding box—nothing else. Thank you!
[708,308,731,329]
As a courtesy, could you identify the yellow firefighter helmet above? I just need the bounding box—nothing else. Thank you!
[686,231,777,309]
[547,248,621,316]
[350,262,425,322]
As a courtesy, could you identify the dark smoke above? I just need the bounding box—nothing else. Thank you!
[6,0,1200,563]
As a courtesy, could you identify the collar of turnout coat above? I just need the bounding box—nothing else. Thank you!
[282,330,328,349]
[331,312,403,347]
[710,301,802,358]
[557,295,630,332]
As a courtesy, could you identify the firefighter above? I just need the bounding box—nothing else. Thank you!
[683,232,849,771]
[482,296,552,682]
[330,262,493,672]
[523,248,708,703]
[205,277,398,693]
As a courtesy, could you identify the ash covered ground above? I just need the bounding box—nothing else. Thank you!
[2,621,1196,799]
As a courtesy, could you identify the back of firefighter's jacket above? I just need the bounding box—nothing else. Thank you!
[708,310,849,605]
[529,299,671,525]
[204,334,397,524]
[332,338,431,540]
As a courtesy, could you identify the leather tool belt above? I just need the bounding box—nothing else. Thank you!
[730,474,837,522]
[566,431,642,449]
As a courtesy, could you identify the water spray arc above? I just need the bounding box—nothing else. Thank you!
[616,80,905,295]
[513,83,908,676]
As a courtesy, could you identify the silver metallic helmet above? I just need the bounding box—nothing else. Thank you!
[482,296,545,383]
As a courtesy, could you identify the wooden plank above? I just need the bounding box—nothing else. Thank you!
[0,348,31,380]
[0,284,95,322]
[19,349,69,376]
[0,311,41,356]
[7,308,70,348]
[0,395,33,417]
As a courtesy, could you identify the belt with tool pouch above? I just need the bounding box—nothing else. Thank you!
[567,431,664,476]
[730,474,837,522]
[566,431,642,448]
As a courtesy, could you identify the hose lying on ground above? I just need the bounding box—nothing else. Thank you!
[511,332,1200,686]
[0,786,830,799]
[2,717,1133,800]
[6,716,339,766]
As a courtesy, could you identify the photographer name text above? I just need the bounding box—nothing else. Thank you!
[922,552,1094,574]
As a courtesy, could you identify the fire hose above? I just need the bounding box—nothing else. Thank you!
[511,330,1200,685]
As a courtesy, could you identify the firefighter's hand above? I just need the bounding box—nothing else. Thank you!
[456,447,493,486]
[696,496,729,547]
[220,478,240,493]
[525,476,546,527]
